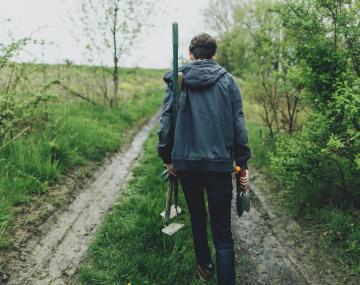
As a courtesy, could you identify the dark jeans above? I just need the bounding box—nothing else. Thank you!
[178,171,235,285]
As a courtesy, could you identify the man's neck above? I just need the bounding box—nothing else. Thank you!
[192,58,215,62]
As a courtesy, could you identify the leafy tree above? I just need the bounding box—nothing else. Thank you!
[213,0,359,205]
[273,0,360,208]
[215,0,304,136]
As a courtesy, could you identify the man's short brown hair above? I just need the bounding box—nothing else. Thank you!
[189,33,217,60]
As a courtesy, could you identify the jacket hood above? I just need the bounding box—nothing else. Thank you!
[163,60,227,90]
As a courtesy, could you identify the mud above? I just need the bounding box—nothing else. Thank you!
[232,168,354,285]
[4,113,160,285]
[232,184,308,284]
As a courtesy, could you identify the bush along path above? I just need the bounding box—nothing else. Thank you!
[2,112,160,285]
[78,129,356,285]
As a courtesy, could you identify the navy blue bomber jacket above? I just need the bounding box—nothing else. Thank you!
[157,59,251,172]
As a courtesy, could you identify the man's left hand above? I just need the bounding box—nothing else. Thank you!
[166,164,177,176]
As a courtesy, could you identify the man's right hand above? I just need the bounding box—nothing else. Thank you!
[240,169,250,192]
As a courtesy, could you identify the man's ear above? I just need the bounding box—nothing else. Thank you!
[189,52,195,61]
[212,53,217,61]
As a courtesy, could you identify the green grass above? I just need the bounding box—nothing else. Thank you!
[246,123,275,170]
[0,67,164,248]
[78,131,217,285]
[246,119,360,278]
[303,208,360,277]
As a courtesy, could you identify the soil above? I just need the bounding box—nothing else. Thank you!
[232,168,358,285]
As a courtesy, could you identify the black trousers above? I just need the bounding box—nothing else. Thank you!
[178,171,235,285]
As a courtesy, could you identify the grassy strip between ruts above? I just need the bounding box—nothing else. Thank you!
[0,80,163,249]
[78,130,217,285]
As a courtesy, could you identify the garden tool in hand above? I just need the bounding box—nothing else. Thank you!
[160,22,184,236]
[235,166,250,217]
[160,167,183,236]
[160,167,182,220]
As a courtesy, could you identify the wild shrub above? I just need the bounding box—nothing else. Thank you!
[272,0,360,212]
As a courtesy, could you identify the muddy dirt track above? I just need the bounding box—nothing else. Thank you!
[233,170,356,285]
[232,177,308,285]
[4,114,160,285]
[2,112,353,285]
[233,172,310,285]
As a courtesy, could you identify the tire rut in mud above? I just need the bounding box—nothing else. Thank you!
[5,113,160,285]
[232,172,309,285]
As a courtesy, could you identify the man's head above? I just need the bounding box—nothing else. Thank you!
[189,33,217,61]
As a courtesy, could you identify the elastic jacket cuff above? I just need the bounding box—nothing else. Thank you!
[238,161,248,170]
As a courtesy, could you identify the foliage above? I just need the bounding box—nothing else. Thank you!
[272,0,359,274]
[211,0,360,275]
[0,36,53,151]
[73,0,155,107]
[246,123,275,170]
[273,0,360,209]
[215,0,304,136]
[0,38,29,70]
[307,206,359,275]
[0,64,163,249]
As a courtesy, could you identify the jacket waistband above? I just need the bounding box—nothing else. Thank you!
[173,159,234,172]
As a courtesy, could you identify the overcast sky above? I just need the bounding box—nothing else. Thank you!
[0,0,212,69]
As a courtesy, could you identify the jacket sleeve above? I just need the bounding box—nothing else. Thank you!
[230,77,251,170]
[157,86,174,164]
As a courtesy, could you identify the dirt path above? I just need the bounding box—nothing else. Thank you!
[3,112,352,285]
[5,113,159,285]
[232,169,349,285]
[232,175,308,285]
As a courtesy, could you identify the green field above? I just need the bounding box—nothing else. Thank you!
[0,65,164,249]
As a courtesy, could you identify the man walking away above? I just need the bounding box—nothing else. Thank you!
[157,33,251,285]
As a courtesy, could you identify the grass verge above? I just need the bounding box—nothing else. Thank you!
[0,76,163,248]
[78,130,216,285]
[246,123,360,278]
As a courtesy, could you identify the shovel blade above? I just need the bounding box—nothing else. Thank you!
[162,223,184,236]
[160,205,182,220]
